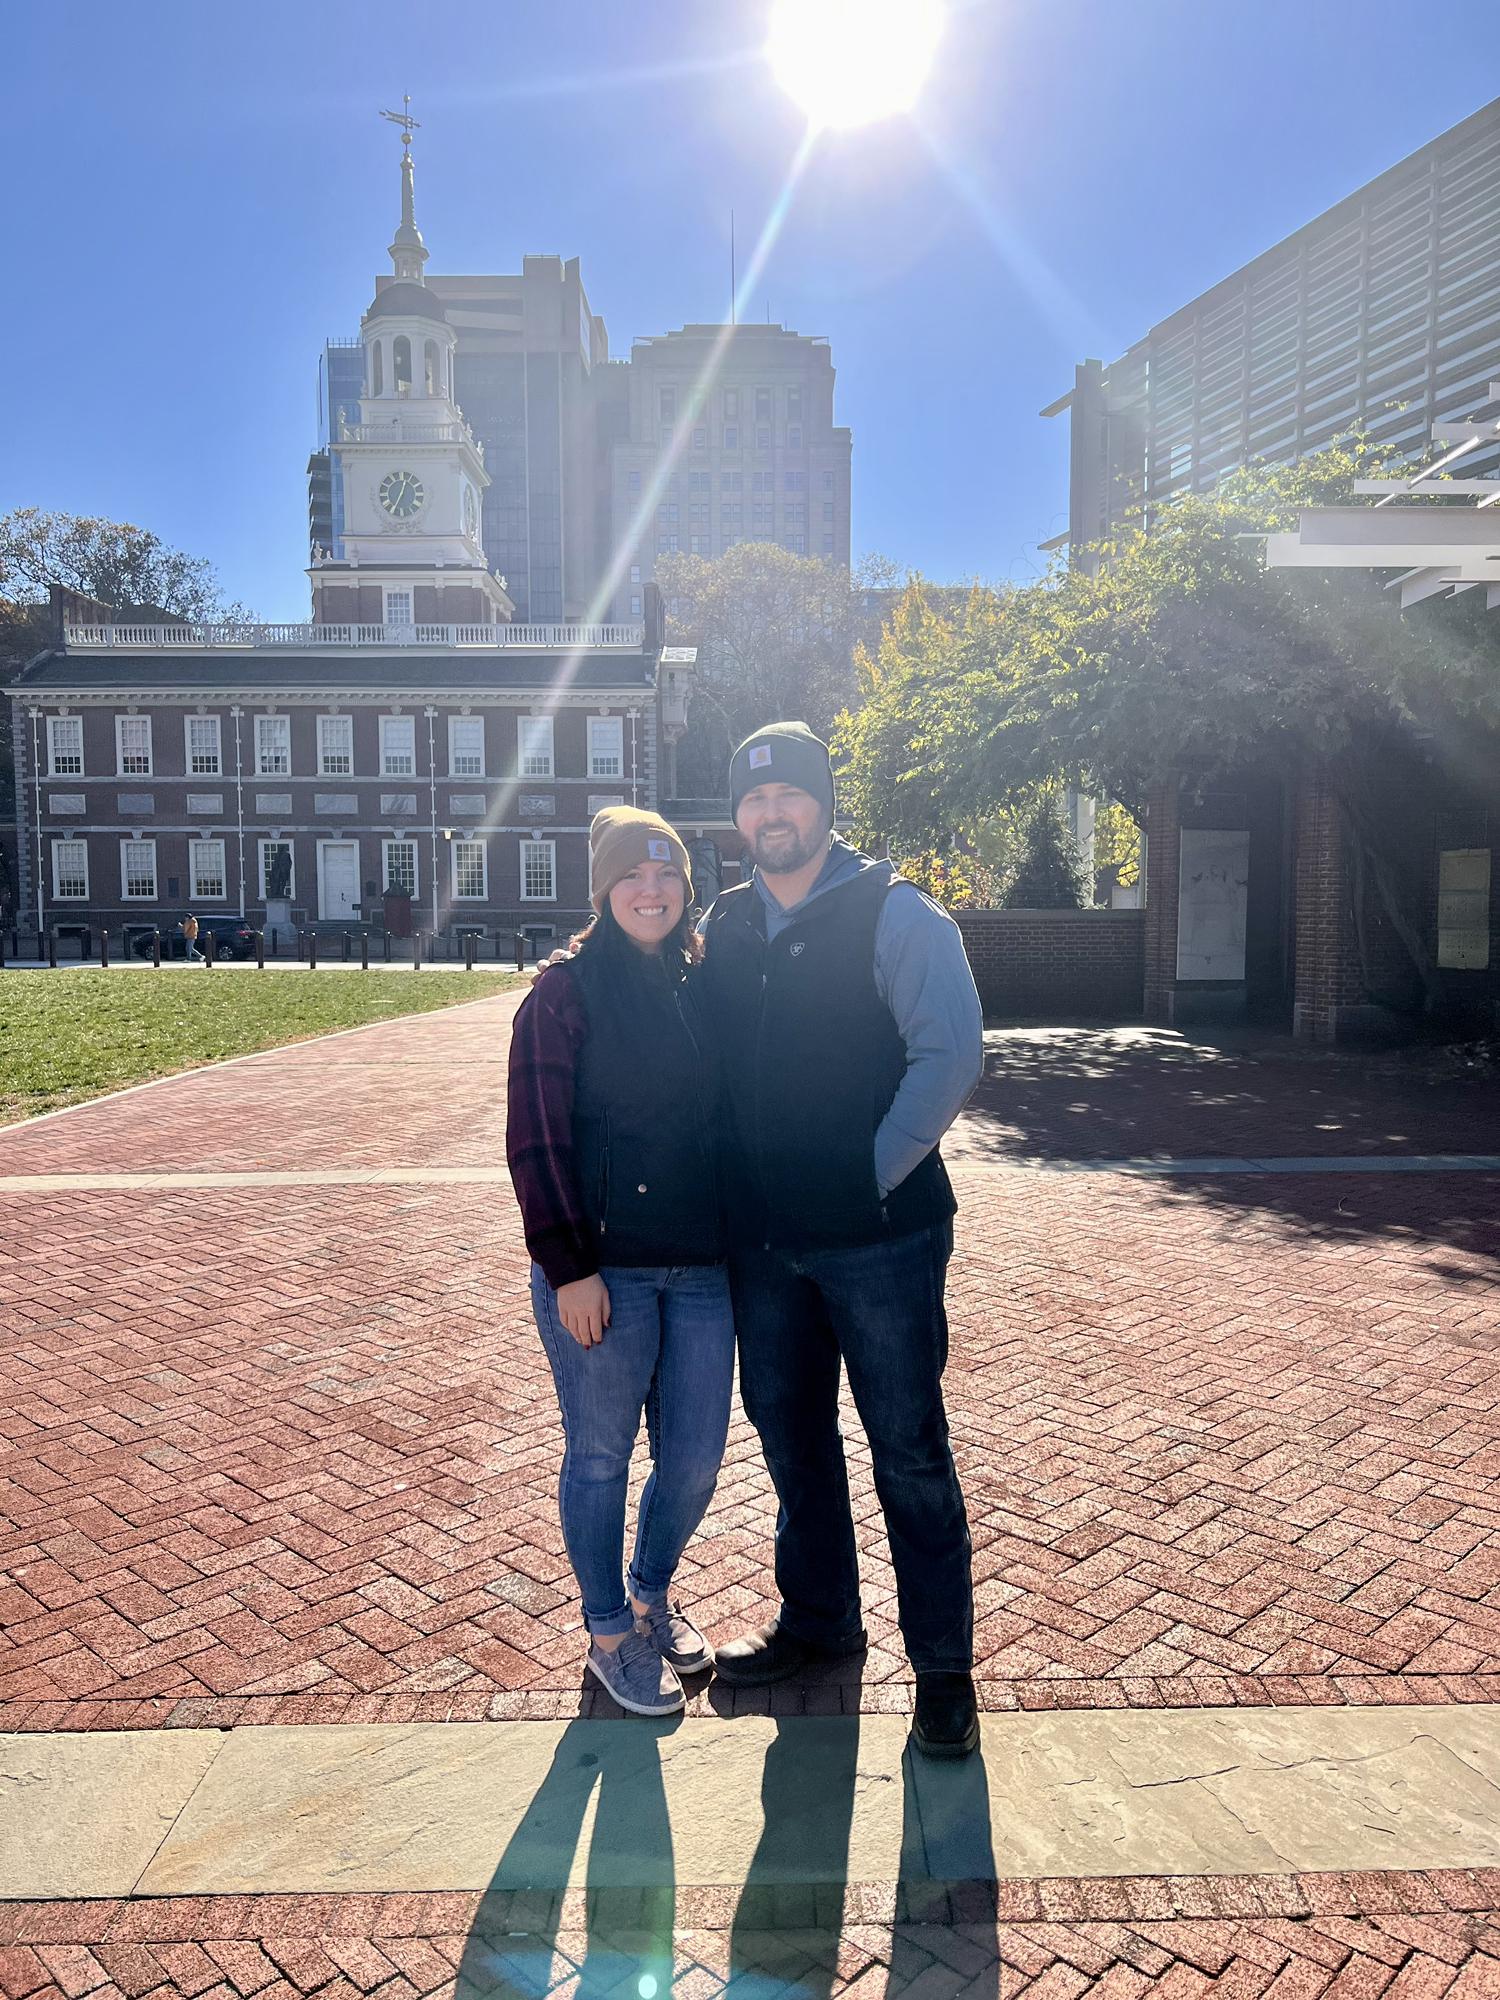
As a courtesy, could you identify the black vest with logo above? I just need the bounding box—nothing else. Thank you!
[699,862,956,1252]
[569,940,725,1268]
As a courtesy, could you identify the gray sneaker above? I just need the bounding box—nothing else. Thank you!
[636,1599,714,1675]
[586,1622,686,1717]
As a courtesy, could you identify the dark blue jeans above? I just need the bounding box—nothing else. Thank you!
[731,1221,973,1674]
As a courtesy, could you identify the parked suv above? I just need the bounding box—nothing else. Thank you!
[129,916,258,960]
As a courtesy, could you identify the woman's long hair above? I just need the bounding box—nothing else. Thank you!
[570,895,703,973]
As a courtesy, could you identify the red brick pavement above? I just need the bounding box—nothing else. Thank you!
[1,1000,1498,1728]
[4,1004,1500,1993]
[3,1876,1500,1998]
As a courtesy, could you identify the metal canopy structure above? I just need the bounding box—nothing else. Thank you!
[1264,382,1500,608]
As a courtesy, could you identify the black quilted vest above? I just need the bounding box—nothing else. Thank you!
[699,863,956,1252]
[570,938,724,1268]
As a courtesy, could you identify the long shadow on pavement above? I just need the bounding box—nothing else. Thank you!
[453,1702,1002,1998]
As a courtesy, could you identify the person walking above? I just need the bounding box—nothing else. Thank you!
[181,913,204,964]
[506,807,734,1718]
[699,722,986,1758]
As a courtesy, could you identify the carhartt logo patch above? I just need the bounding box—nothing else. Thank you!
[646,838,671,860]
[748,744,773,769]
[789,941,806,957]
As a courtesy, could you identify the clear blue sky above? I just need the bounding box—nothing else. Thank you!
[8,1,1497,621]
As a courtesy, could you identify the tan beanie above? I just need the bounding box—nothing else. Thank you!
[589,806,693,912]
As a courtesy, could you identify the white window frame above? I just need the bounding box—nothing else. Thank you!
[518,715,554,778]
[380,715,416,777]
[255,714,291,776]
[588,716,624,780]
[184,714,222,776]
[451,838,489,901]
[384,587,414,626]
[381,838,419,897]
[257,839,295,900]
[120,838,158,901]
[116,714,153,777]
[520,838,557,903]
[189,838,228,902]
[51,838,89,900]
[47,715,84,777]
[317,714,354,776]
[448,715,486,777]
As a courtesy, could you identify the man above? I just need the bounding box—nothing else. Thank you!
[698,721,985,1757]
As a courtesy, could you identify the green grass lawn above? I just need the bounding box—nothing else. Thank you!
[0,968,522,1124]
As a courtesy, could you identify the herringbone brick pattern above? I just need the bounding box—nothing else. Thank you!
[1,1003,1497,1726]
[3,1879,1500,1997]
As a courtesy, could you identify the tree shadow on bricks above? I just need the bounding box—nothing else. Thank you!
[954,1025,1500,1264]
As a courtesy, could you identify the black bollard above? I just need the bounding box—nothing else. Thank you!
[202,929,216,967]
[255,929,265,969]
[152,929,162,968]
[360,931,369,971]
[308,931,318,971]
[99,928,109,970]
[463,931,476,971]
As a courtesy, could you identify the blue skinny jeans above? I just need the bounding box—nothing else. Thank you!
[531,1261,735,1638]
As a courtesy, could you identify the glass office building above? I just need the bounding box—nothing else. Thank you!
[1047,97,1500,553]
[307,339,366,560]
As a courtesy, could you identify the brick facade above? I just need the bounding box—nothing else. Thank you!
[953,908,1146,1019]
[8,634,682,945]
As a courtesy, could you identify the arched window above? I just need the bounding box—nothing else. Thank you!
[424,340,439,397]
[393,335,412,395]
[371,341,383,396]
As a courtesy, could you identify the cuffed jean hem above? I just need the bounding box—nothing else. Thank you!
[626,1569,670,1608]
[583,1599,637,1639]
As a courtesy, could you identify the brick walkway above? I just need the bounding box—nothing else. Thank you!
[2,1000,1498,1994]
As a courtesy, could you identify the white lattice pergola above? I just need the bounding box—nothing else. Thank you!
[1264,381,1500,608]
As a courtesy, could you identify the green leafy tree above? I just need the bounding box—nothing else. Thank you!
[835,440,1500,1009]
[0,511,252,908]
[654,542,865,796]
[1003,804,1088,909]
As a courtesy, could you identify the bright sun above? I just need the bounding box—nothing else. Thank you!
[767,0,946,132]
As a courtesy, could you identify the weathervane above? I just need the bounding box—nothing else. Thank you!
[380,94,420,151]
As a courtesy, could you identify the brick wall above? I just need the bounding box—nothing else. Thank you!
[954,908,1146,1019]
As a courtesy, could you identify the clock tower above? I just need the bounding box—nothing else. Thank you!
[311,105,512,630]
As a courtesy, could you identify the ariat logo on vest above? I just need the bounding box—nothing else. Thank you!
[789,941,806,958]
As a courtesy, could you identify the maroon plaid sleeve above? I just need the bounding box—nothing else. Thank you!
[505,965,598,1290]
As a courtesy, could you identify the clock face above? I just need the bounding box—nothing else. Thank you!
[463,485,478,539]
[379,469,426,520]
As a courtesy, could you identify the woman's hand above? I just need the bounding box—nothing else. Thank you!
[556,1274,611,1347]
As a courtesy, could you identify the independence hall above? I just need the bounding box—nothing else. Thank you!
[7,126,696,951]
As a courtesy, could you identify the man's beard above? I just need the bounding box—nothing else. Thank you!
[750,822,826,875]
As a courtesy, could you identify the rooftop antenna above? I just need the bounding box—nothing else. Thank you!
[730,210,736,325]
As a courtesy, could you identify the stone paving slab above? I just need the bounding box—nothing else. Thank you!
[6,1706,1500,1902]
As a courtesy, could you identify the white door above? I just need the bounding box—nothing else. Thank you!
[318,841,360,920]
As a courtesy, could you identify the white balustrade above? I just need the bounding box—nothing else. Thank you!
[64,621,646,651]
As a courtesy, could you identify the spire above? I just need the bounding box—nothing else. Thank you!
[379,96,428,282]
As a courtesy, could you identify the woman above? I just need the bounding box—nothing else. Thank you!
[506,805,732,1716]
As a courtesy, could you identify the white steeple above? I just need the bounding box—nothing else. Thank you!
[310,104,511,628]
